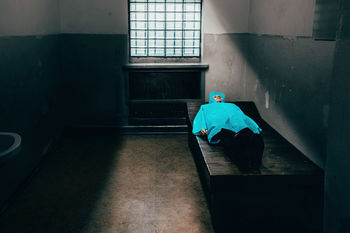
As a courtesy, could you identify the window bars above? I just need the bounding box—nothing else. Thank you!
[129,0,202,57]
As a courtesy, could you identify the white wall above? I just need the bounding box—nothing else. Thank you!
[60,0,128,34]
[248,0,316,36]
[203,0,249,34]
[0,0,60,36]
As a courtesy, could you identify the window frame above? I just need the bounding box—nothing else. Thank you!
[128,0,203,62]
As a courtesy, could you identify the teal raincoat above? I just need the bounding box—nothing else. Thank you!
[192,91,262,144]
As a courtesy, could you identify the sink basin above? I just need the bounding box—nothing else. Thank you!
[0,132,21,163]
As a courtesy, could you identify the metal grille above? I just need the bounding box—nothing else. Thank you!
[129,0,202,57]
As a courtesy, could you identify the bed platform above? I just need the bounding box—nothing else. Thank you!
[187,101,324,233]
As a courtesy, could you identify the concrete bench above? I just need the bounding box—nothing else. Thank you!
[187,101,324,233]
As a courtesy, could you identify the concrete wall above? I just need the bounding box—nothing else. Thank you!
[203,0,249,34]
[58,0,129,126]
[203,34,248,101]
[0,0,60,36]
[324,1,350,232]
[60,34,128,126]
[202,0,250,102]
[245,35,334,167]
[56,0,137,126]
[232,0,330,168]
[202,0,333,167]
[60,0,128,34]
[58,0,250,126]
[248,0,315,36]
[60,0,248,34]
[0,1,62,208]
[200,0,250,101]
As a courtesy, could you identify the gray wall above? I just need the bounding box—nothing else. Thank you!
[248,0,315,36]
[60,34,128,126]
[57,0,333,166]
[324,1,350,232]
[60,0,128,34]
[203,0,249,34]
[244,35,334,167]
[203,34,334,167]
[203,34,248,101]
[0,0,60,36]
[57,0,252,126]
[59,0,129,126]
[255,0,328,166]
[203,1,350,233]
[203,0,333,168]
[0,1,62,208]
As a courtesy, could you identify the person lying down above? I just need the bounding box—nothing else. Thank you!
[192,91,264,171]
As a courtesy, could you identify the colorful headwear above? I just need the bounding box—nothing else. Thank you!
[209,91,225,103]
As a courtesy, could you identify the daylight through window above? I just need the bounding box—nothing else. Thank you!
[129,0,202,57]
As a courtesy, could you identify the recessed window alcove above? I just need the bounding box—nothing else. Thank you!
[123,63,208,125]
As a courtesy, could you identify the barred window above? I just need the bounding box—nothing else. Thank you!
[129,0,202,57]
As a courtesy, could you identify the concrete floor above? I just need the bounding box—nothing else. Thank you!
[0,133,213,233]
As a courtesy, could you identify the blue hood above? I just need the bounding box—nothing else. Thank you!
[209,91,225,103]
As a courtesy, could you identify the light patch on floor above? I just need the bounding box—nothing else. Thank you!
[0,134,213,233]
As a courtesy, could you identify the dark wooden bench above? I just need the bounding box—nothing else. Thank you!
[187,102,324,233]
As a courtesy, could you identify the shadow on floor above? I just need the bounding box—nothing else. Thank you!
[0,130,125,233]
[0,132,213,233]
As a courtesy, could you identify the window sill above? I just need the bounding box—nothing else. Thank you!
[123,63,209,71]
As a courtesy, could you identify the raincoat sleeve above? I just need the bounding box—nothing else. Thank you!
[192,106,207,135]
[243,115,262,134]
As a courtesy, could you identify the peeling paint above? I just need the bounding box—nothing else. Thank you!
[265,91,269,109]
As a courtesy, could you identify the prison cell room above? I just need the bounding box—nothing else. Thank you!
[0,0,349,233]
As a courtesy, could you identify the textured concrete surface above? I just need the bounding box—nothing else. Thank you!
[244,35,335,167]
[324,2,350,232]
[0,134,213,233]
[60,34,128,126]
[203,0,249,34]
[203,34,248,102]
[324,39,350,233]
[203,33,335,168]
[248,0,315,36]
[0,0,60,36]
[60,0,128,34]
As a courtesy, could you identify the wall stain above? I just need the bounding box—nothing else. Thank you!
[265,91,269,109]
